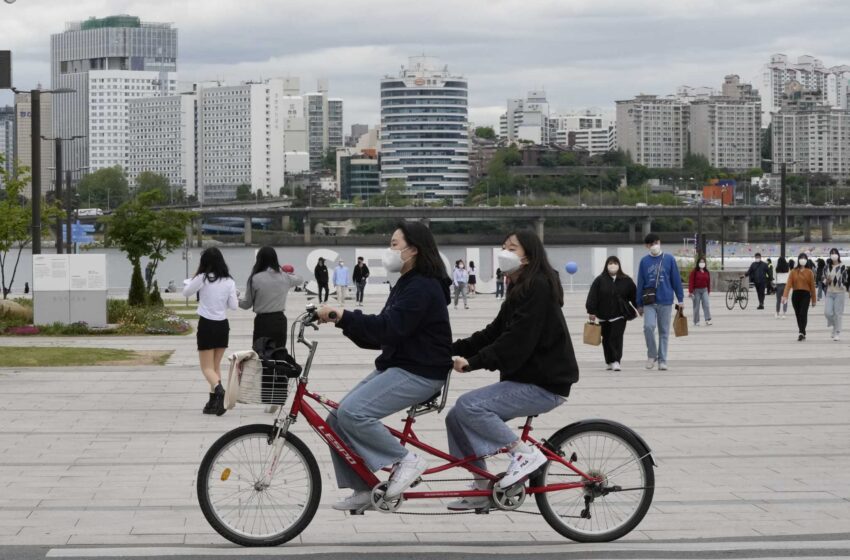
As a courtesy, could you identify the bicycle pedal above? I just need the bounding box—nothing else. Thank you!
[474,506,491,514]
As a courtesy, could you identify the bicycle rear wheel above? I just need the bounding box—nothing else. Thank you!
[197,424,321,547]
[739,288,749,310]
[534,422,654,542]
[725,287,736,310]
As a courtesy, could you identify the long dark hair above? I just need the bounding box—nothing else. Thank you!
[395,221,449,281]
[195,247,231,282]
[505,229,564,307]
[797,252,808,268]
[776,257,789,273]
[829,248,841,265]
[251,246,281,277]
[602,255,631,279]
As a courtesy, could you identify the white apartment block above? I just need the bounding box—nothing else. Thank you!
[304,80,344,171]
[616,95,689,168]
[88,70,177,172]
[762,54,850,126]
[197,80,285,203]
[552,112,615,156]
[127,93,196,197]
[499,90,553,144]
[689,97,761,171]
[14,92,54,199]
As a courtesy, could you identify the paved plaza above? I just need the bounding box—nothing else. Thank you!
[1,290,849,559]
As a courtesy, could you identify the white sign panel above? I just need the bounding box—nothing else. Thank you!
[69,254,107,291]
[32,255,70,292]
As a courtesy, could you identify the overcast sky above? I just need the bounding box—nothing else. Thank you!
[3,0,850,130]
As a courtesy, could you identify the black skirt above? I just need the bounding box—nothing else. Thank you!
[197,317,230,350]
[253,311,287,348]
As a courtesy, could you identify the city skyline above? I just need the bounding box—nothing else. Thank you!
[3,0,850,129]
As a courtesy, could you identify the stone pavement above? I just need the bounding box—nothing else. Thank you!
[0,290,849,558]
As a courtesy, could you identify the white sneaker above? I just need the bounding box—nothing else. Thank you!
[332,490,373,511]
[386,454,427,497]
[774,312,780,319]
[645,359,656,370]
[705,320,712,326]
[498,447,547,488]
[612,361,621,371]
[605,363,613,371]
[446,482,491,511]
[693,322,700,327]
[658,362,668,371]
[781,314,787,320]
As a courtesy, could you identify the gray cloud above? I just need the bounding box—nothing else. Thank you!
[3,0,850,128]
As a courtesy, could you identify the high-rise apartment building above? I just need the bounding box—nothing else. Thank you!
[552,112,616,156]
[196,79,285,203]
[14,92,54,198]
[51,15,178,172]
[380,56,469,203]
[616,95,689,168]
[304,80,343,171]
[0,106,14,181]
[500,90,554,144]
[761,54,850,126]
[127,92,195,198]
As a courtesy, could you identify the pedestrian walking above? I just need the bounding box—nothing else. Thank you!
[467,261,477,295]
[314,257,329,303]
[495,267,505,298]
[586,256,637,371]
[816,258,827,301]
[182,248,238,416]
[333,260,349,306]
[353,256,370,307]
[822,248,849,341]
[766,257,775,295]
[688,255,712,326]
[447,229,579,510]
[774,257,790,319]
[452,260,469,309]
[315,222,452,511]
[745,253,770,310]
[782,253,817,341]
[239,246,302,348]
[635,233,685,371]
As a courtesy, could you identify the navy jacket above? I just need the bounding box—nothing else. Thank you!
[336,271,452,379]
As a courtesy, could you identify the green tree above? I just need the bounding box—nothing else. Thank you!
[77,166,130,210]
[322,148,337,173]
[384,178,407,206]
[135,171,184,204]
[235,184,253,201]
[557,152,578,166]
[474,126,496,140]
[101,190,194,305]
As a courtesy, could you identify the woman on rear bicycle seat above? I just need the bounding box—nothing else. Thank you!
[447,229,580,511]
[316,222,453,511]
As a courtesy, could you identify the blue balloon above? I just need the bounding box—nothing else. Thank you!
[565,261,578,275]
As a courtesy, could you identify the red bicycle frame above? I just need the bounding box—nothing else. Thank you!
[285,378,601,500]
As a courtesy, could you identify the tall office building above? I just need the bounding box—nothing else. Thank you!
[304,80,343,171]
[51,15,178,172]
[616,95,689,168]
[499,90,553,144]
[14,92,55,198]
[552,111,615,156]
[196,79,285,203]
[761,54,850,126]
[0,106,14,181]
[127,92,196,198]
[380,56,469,203]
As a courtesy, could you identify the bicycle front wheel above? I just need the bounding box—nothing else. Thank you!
[534,422,654,542]
[739,288,749,310]
[725,288,736,310]
[197,424,321,547]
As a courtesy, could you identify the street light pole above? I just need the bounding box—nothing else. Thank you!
[30,89,42,254]
[780,162,787,259]
[720,186,726,270]
[54,137,63,253]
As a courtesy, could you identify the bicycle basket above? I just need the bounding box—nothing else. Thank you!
[230,355,293,405]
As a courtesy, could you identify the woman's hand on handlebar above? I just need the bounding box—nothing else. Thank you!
[316,305,341,324]
[452,356,469,373]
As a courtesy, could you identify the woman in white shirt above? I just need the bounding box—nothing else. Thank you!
[774,257,790,319]
[182,248,238,416]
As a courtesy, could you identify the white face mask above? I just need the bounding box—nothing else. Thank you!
[649,244,662,256]
[798,258,808,267]
[382,248,407,274]
[498,249,523,274]
[699,262,706,269]
[607,265,619,275]
[831,254,840,262]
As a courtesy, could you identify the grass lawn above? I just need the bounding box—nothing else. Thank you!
[0,347,174,367]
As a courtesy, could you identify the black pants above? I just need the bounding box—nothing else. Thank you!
[495,281,504,298]
[791,291,811,335]
[355,280,366,303]
[317,282,329,303]
[601,319,627,364]
[754,282,766,307]
[253,312,287,348]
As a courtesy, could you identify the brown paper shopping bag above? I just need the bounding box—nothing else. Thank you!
[583,321,602,346]
[673,306,688,337]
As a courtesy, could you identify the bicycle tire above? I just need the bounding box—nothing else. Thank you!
[739,288,749,310]
[534,421,654,543]
[197,424,321,547]
[725,287,736,310]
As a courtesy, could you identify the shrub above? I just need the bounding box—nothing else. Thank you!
[148,281,164,307]
[128,261,147,307]
[107,299,130,324]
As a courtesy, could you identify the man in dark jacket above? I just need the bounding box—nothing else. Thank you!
[314,257,329,303]
[745,253,770,309]
[352,256,370,307]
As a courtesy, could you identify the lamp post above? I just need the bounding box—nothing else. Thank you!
[720,185,726,270]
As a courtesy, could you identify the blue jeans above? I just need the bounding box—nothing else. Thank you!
[446,381,565,471]
[643,303,673,364]
[824,291,846,336]
[326,368,445,490]
[692,288,711,324]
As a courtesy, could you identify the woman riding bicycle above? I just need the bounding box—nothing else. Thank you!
[316,222,452,511]
[447,229,579,510]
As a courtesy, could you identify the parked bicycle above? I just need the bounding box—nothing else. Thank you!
[725,277,749,310]
[197,304,656,546]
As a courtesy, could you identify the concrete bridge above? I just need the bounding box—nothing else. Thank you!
[174,203,850,245]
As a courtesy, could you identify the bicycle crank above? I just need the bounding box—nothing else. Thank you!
[370,482,404,513]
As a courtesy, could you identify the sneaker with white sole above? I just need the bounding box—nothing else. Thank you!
[498,447,547,489]
[386,454,428,497]
[658,362,668,371]
[835,334,841,342]
[705,320,712,326]
[645,359,656,370]
[332,490,373,511]
[605,363,613,370]
[446,483,491,511]
[612,361,621,371]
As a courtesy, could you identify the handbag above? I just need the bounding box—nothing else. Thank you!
[583,321,602,346]
[641,256,663,306]
[673,306,689,337]
[620,298,639,321]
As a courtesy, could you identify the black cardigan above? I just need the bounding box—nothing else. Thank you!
[585,273,637,320]
[452,276,579,396]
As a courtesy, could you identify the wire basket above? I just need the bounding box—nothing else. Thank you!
[233,357,293,405]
